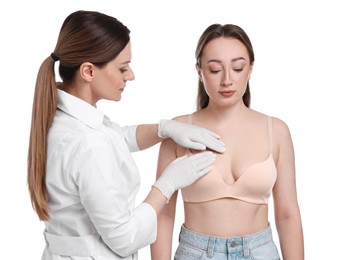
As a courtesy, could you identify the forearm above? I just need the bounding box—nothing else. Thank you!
[136,124,162,150]
[150,193,177,260]
[100,203,158,257]
[103,189,166,256]
[150,219,174,260]
[276,214,304,260]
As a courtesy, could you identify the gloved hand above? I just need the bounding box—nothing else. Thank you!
[158,119,226,153]
[153,151,216,200]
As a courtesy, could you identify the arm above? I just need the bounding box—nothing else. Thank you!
[272,118,304,260]
[75,138,158,257]
[76,136,214,257]
[133,120,226,152]
[151,138,179,260]
[136,124,162,150]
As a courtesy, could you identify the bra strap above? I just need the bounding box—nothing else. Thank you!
[267,116,273,154]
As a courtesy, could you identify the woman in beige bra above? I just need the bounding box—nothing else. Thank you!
[150,24,304,260]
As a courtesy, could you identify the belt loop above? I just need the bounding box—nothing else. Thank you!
[242,237,250,257]
[206,237,215,258]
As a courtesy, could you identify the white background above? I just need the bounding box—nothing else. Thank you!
[1,0,342,259]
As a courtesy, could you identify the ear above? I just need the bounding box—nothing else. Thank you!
[79,62,95,82]
[195,64,203,82]
[248,62,254,80]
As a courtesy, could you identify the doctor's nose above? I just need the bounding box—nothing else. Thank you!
[124,67,135,82]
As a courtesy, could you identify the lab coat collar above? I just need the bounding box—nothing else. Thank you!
[57,89,105,129]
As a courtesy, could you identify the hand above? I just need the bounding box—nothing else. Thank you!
[153,151,216,200]
[158,119,226,153]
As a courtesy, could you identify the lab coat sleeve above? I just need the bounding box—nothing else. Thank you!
[73,135,157,257]
[121,125,140,152]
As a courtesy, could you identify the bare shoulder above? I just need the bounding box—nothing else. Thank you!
[171,114,191,124]
[270,116,292,141]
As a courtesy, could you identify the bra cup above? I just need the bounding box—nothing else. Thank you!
[181,155,277,204]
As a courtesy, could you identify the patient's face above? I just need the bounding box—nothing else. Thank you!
[198,37,253,108]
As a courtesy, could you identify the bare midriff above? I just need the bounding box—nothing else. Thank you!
[184,198,269,237]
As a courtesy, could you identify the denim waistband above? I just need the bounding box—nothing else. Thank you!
[179,224,273,256]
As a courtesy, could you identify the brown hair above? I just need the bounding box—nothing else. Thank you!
[195,24,254,110]
[27,10,130,220]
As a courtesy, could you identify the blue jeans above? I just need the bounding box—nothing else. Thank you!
[174,224,280,260]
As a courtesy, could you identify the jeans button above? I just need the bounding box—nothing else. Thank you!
[230,241,239,247]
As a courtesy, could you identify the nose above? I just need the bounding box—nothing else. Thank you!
[220,70,232,87]
[124,67,135,82]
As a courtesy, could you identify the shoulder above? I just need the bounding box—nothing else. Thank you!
[49,121,112,159]
[248,109,293,143]
[269,116,294,156]
[251,108,291,134]
[66,132,113,165]
[159,114,191,153]
[171,114,191,124]
[270,116,291,137]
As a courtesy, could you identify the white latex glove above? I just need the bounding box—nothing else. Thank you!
[153,151,216,200]
[158,119,226,153]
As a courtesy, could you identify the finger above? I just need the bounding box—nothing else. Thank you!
[170,155,187,165]
[191,151,215,160]
[196,126,221,139]
[195,155,216,171]
[207,141,226,153]
[182,141,207,151]
[194,164,214,178]
[205,130,220,139]
[192,135,226,153]
[192,152,216,168]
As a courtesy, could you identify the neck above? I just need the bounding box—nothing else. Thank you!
[60,83,96,106]
[202,101,249,124]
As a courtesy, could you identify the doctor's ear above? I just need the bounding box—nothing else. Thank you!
[79,62,95,82]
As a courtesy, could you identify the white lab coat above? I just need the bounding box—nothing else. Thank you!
[42,89,157,259]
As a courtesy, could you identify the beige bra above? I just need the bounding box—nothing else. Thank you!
[181,116,277,204]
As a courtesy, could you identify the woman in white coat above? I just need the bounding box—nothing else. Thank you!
[27,10,225,260]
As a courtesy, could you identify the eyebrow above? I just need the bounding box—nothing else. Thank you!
[119,60,131,65]
[207,57,246,64]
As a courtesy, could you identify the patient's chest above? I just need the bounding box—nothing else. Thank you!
[180,115,277,204]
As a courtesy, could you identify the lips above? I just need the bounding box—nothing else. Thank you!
[219,90,236,97]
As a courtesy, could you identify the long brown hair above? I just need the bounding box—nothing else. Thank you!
[195,24,255,110]
[27,10,130,220]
